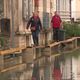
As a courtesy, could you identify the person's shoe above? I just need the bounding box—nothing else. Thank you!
[61,43,66,48]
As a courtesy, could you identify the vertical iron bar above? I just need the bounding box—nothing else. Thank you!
[71,56,73,80]
[28,0,30,19]
[11,0,15,48]
[70,0,72,19]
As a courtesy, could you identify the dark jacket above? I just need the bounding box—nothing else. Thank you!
[27,16,42,31]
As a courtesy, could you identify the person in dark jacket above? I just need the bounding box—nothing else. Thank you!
[27,11,42,46]
[51,11,62,42]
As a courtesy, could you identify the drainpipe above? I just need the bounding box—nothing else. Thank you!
[50,0,52,15]
[70,0,72,20]
[11,0,15,48]
[71,56,73,80]
[28,0,30,19]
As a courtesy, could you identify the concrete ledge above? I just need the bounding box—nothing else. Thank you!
[0,46,26,55]
[0,63,26,73]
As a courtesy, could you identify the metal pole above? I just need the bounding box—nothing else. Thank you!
[28,0,30,19]
[50,0,51,14]
[70,0,72,19]
[71,56,73,80]
[11,0,15,48]
[22,0,24,20]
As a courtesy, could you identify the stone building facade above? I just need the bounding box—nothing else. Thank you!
[71,0,80,21]
[4,0,72,32]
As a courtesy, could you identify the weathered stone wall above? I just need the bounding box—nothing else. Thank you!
[4,0,19,32]
[4,0,26,47]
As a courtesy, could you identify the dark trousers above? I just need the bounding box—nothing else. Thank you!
[32,30,39,46]
[53,28,60,41]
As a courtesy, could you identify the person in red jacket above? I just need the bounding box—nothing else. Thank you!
[51,11,62,42]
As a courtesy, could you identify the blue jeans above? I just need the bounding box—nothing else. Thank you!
[32,30,40,45]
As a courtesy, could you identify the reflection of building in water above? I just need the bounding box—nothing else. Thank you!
[0,54,80,80]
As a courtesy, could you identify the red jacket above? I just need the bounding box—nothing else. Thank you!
[53,69,62,80]
[51,15,61,28]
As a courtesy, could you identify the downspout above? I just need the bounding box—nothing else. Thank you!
[28,0,30,19]
[11,0,15,48]
[71,56,73,80]
[70,0,72,20]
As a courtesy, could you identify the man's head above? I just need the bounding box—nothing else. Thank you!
[33,11,39,17]
[54,11,58,15]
